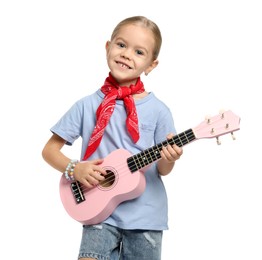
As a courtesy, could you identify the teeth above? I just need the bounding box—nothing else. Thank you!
[117,62,129,69]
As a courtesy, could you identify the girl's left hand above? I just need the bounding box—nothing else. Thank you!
[160,133,183,163]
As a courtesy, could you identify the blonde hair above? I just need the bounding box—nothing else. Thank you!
[110,16,162,60]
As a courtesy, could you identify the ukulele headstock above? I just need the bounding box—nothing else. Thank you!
[193,110,241,144]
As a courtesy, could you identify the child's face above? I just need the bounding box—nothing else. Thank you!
[106,24,158,86]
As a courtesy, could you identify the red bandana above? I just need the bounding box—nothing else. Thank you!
[82,73,145,160]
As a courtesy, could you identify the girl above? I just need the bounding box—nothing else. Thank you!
[42,15,183,260]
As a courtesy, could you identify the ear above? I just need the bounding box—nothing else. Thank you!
[105,41,111,52]
[144,59,159,76]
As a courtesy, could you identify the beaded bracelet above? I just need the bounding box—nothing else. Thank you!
[64,159,79,181]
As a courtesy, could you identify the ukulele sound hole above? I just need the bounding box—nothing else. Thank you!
[98,168,117,190]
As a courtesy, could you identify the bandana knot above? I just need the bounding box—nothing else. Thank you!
[117,86,131,98]
[82,73,145,160]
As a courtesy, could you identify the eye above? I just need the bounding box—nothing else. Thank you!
[136,50,144,55]
[117,42,126,48]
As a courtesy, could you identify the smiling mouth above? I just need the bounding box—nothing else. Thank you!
[116,61,132,69]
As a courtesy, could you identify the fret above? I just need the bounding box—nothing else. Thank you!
[173,135,183,147]
[140,150,151,165]
[180,132,189,144]
[153,145,162,160]
[148,147,158,161]
[133,154,142,169]
[132,156,139,172]
[186,129,195,142]
[173,129,195,147]
[134,153,146,169]
[127,157,136,172]
[144,149,154,164]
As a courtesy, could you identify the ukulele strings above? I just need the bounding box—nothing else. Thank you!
[73,136,195,195]
[75,155,151,195]
[74,129,199,195]
[70,114,232,197]
[73,145,162,196]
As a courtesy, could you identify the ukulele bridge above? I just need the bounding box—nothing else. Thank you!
[70,181,85,204]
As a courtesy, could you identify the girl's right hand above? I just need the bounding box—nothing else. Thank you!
[73,159,107,188]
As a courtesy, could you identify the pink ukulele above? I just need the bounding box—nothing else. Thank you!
[59,110,240,225]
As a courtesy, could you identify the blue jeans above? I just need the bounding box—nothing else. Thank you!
[78,223,163,260]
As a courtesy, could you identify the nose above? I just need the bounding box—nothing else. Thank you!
[121,48,132,60]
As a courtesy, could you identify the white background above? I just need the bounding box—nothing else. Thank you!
[1,0,261,259]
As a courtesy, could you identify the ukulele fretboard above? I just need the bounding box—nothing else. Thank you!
[127,129,195,172]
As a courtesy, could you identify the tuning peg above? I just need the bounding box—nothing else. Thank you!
[216,137,221,145]
[219,109,226,119]
[205,115,211,124]
[231,132,236,140]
